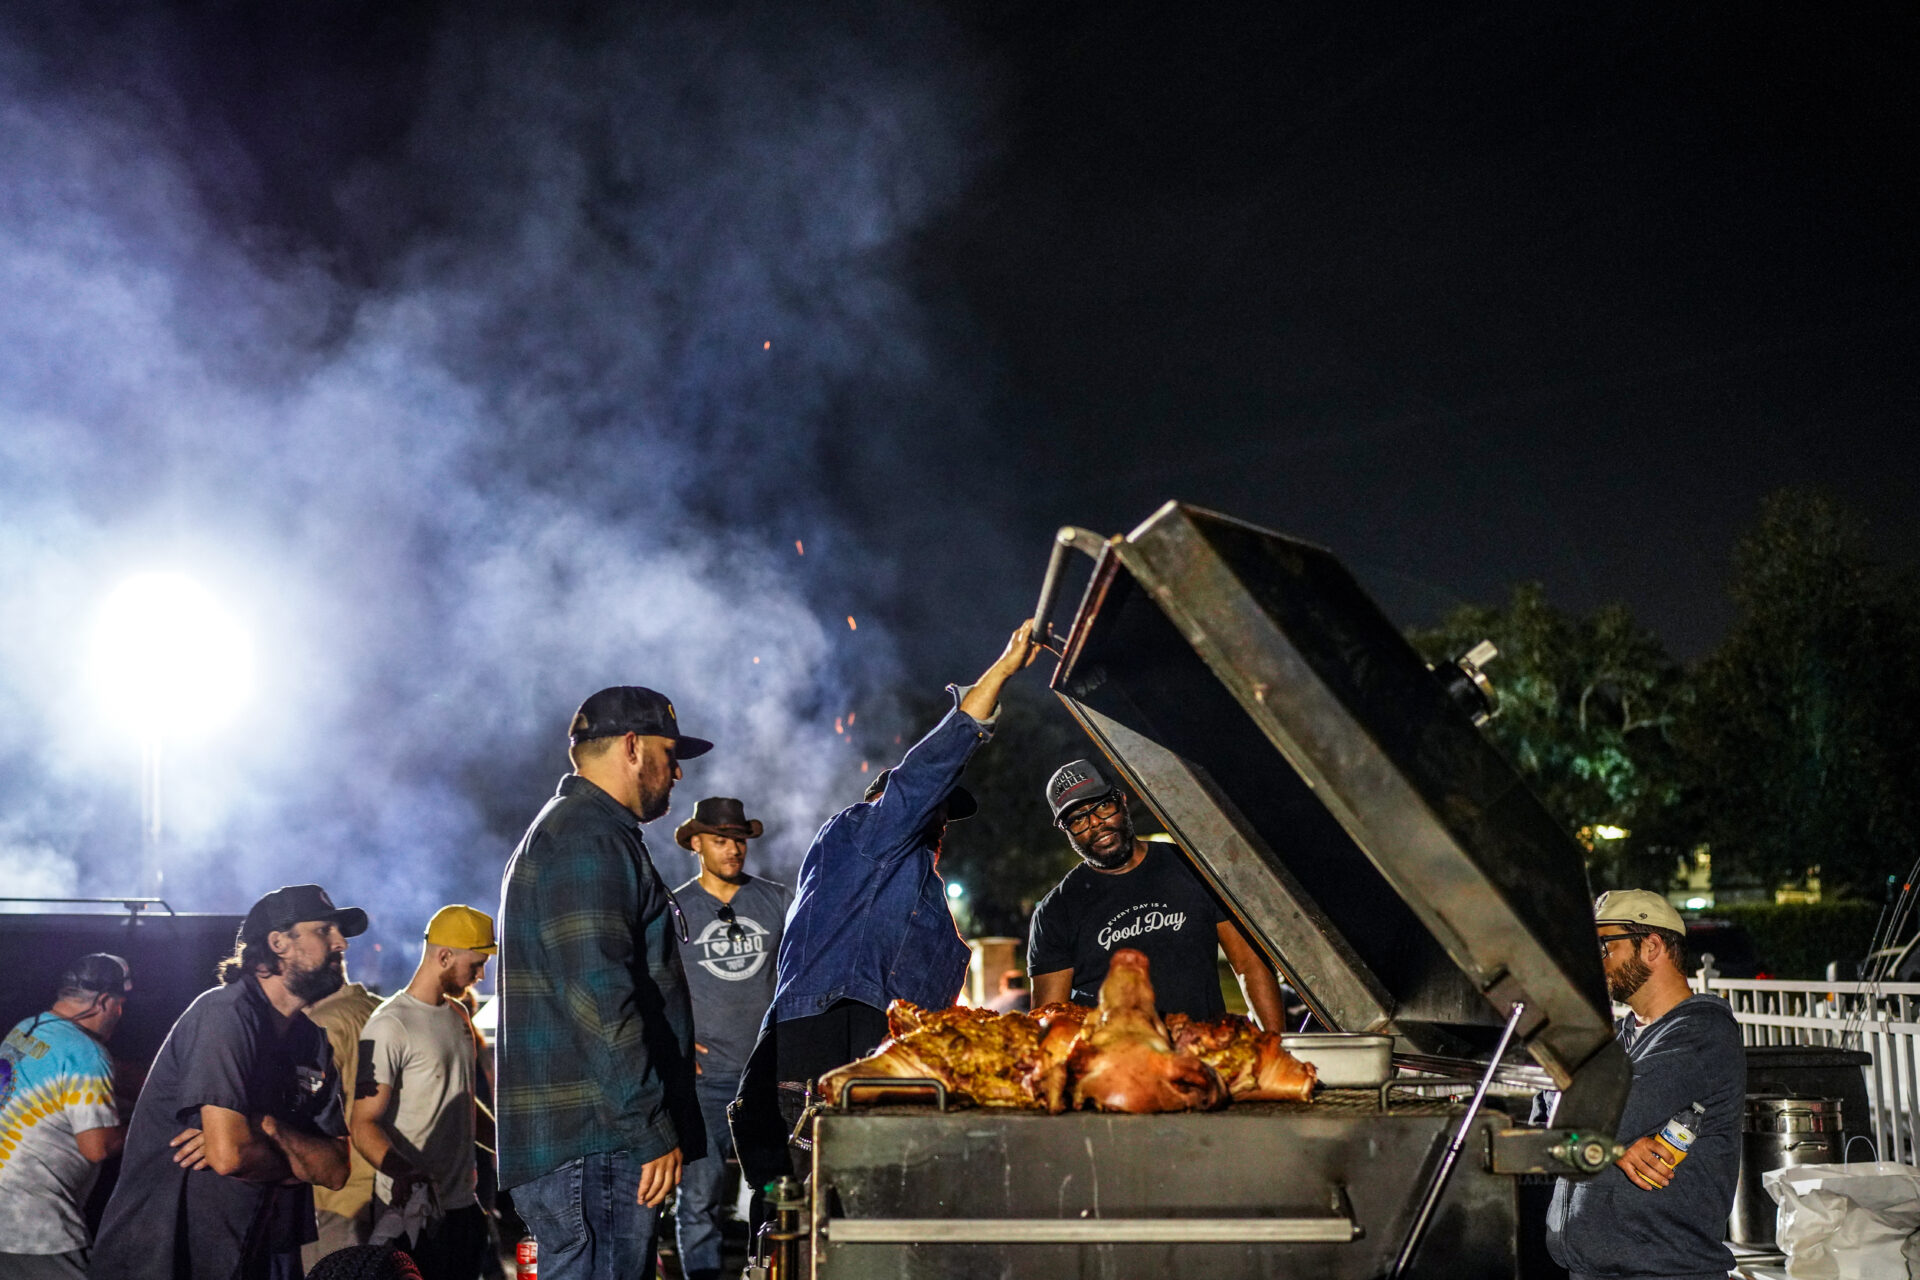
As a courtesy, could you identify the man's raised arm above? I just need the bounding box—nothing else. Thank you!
[861,621,1040,854]
[958,620,1038,723]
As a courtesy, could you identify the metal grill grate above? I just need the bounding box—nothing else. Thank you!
[839,1086,1465,1118]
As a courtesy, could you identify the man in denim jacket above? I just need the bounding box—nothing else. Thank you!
[733,621,1037,1186]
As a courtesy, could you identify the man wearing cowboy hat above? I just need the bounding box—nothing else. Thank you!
[669,798,792,1280]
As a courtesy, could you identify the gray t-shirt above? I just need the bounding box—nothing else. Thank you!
[673,875,792,1085]
[358,991,478,1210]
[1545,994,1746,1280]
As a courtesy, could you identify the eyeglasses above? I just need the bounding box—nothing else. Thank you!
[1598,930,1649,958]
[664,888,690,944]
[716,902,744,943]
[1062,797,1121,834]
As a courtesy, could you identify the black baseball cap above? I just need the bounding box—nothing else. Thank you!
[60,953,132,998]
[863,767,978,821]
[569,686,714,758]
[240,885,369,944]
[1046,758,1118,821]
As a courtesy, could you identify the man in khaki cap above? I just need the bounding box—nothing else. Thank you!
[1542,889,1745,1280]
[350,906,496,1280]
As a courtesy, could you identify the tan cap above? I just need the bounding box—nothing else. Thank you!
[425,904,498,956]
[1594,889,1684,934]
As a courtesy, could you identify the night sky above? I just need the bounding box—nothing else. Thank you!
[932,2,1919,660]
[1,1,1914,930]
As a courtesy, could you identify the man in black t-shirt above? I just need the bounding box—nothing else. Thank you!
[1027,760,1288,1027]
[91,885,360,1280]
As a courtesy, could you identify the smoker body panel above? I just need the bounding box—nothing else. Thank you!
[809,1104,1520,1279]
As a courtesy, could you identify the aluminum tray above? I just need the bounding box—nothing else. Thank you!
[1283,1032,1395,1087]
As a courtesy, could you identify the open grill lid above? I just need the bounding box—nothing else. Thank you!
[1048,502,1629,1124]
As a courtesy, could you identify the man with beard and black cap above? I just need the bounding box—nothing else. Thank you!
[1538,890,1744,1280]
[1027,760,1287,1028]
[496,685,711,1280]
[91,885,362,1280]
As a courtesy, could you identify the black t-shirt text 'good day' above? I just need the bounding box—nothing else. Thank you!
[1027,841,1229,1018]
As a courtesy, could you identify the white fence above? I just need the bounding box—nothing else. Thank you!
[1691,975,1920,1164]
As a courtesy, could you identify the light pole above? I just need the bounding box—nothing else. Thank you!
[90,573,253,895]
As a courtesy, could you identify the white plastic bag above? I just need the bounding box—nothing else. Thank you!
[368,1178,439,1247]
[1764,1160,1920,1279]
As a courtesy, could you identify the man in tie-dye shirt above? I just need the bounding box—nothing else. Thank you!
[0,953,130,1280]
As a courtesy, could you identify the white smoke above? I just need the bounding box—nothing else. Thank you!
[0,5,992,944]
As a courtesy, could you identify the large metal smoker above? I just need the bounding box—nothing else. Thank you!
[790,503,1631,1279]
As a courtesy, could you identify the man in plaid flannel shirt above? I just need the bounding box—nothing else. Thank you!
[496,685,713,1280]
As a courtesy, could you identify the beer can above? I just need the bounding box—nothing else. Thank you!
[515,1237,537,1279]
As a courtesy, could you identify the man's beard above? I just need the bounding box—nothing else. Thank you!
[636,760,674,822]
[1070,814,1136,870]
[285,954,346,1003]
[1606,951,1653,1003]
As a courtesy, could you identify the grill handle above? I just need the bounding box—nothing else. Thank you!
[835,1077,949,1112]
[1031,526,1107,651]
[825,1215,1360,1245]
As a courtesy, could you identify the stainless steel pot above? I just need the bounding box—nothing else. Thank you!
[1730,1095,1845,1246]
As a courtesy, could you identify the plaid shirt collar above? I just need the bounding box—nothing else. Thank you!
[557,773,643,828]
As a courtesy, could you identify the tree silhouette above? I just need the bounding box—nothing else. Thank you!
[1678,489,1920,898]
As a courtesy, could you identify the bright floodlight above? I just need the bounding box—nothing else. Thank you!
[946,882,964,900]
[91,573,253,739]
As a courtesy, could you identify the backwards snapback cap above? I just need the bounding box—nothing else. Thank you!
[569,686,713,759]
[1046,758,1117,821]
[1594,889,1686,935]
[425,905,497,956]
[240,884,369,944]
[60,953,132,998]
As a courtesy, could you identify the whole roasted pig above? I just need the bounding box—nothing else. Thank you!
[817,948,1312,1114]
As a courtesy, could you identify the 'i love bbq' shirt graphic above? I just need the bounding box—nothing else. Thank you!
[690,914,773,980]
[672,875,793,1075]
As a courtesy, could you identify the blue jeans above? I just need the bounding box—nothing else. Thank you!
[672,1079,739,1280]
[513,1150,662,1280]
